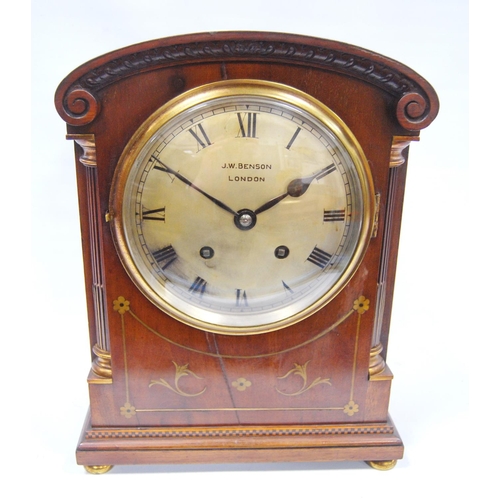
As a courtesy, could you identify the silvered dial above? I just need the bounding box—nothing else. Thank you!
[110,80,374,334]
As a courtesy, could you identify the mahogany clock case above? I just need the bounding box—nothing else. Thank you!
[55,31,438,470]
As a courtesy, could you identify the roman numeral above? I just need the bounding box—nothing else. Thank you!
[189,276,207,295]
[152,245,177,269]
[285,127,301,150]
[307,246,332,269]
[323,209,346,222]
[236,289,248,306]
[188,124,212,150]
[142,206,165,221]
[237,112,257,138]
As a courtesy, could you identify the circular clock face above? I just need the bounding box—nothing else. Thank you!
[110,80,374,334]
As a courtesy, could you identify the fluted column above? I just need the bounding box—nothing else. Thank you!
[369,136,417,379]
[67,134,112,380]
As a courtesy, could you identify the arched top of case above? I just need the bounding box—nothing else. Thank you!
[55,31,439,132]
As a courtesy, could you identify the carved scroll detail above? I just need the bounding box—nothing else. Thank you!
[397,92,433,131]
[61,88,100,126]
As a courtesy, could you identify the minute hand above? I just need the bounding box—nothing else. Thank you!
[254,163,337,215]
[152,157,238,216]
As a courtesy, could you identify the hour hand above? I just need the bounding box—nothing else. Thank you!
[152,157,238,216]
[286,163,337,198]
[254,163,337,215]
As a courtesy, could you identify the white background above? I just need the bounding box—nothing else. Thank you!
[5,0,481,497]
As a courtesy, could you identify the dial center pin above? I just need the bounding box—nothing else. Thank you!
[234,209,257,231]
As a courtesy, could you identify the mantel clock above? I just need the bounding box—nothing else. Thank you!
[55,32,438,473]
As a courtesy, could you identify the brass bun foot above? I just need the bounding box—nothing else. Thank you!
[84,465,113,474]
[366,459,397,471]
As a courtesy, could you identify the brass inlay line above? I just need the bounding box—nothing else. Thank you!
[122,312,130,399]
[115,295,368,417]
[343,295,370,417]
[350,312,361,402]
[127,307,355,359]
[135,406,345,413]
[119,310,137,418]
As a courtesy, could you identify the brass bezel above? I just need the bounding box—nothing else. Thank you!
[109,80,375,335]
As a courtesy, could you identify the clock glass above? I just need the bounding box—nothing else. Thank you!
[110,80,374,334]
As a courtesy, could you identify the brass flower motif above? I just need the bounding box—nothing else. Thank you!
[353,296,370,314]
[120,402,136,418]
[343,400,359,416]
[113,296,130,315]
[232,377,252,391]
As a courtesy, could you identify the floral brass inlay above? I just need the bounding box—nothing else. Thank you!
[232,378,252,391]
[343,400,359,416]
[113,296,130,315]
[353,296,370,314]
[149,361,206,397]
[120,401,136,418]
[276,361,331,396]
